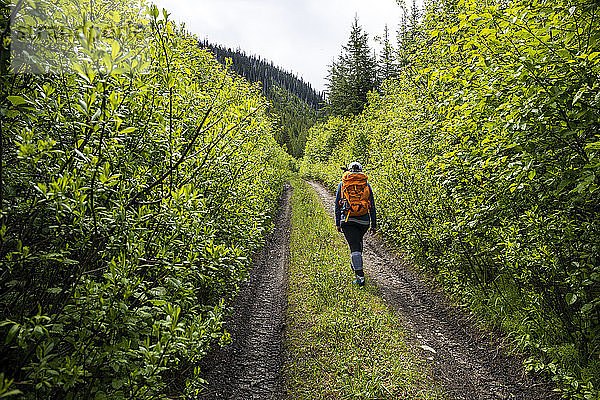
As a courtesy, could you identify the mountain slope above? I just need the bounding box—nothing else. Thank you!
[200,40,323,110]
[200,40,324,157]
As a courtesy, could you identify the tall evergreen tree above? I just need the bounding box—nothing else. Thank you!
[326,16,377,116]
[397,0,424,70]
[379,24,398,83]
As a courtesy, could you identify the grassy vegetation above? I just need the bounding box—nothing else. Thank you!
[285,177,440,399]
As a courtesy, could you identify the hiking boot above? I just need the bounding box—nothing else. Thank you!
[353,277,365,287]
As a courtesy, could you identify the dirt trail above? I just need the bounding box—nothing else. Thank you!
[308,181,558,400]
[197,184,292,400]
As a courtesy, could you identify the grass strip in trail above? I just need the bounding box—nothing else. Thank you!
[285,177,440,400]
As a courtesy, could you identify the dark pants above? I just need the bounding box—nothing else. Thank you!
[341,222,369,271]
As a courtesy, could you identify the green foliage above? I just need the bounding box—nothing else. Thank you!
[302,0,600,397]
[0,1,290,398]
[286,177,440,399]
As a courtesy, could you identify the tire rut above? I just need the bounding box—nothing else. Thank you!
[197,184,292,400]
[308,180,558,400]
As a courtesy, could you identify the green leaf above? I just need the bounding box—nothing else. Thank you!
[566,293,577,305]
[581,303,593,313]
[6,324,19,344]
[111,40,121,59]
[0,389,23,398]
[6,96,27,106]
[588,52,600,61]
[573,87,587,105]
[111,379,125,390]
[72,63,91,83]
[119,127,136,135]
[110,67,127,76]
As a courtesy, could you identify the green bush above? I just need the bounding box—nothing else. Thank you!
[0,1,290,398]
[301,0,600,397]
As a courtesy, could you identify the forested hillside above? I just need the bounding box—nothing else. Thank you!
[0,0,290,398]
[200,40,323,109]
[200,40,323,157]
[302,0,600,398]
[268,85,320,158]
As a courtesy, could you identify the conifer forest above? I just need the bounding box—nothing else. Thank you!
[1,0,599,399]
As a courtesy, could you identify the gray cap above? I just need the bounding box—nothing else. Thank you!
[348,162,362,172]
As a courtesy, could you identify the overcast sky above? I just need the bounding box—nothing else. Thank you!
[150,0,423,92]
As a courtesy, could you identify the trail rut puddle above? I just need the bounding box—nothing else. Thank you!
[308,180,558,400]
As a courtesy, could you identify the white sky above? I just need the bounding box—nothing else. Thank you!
[150,0,423,92]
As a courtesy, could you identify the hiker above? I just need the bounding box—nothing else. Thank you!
[335,162,377,287]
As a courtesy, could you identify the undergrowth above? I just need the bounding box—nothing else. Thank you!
[285,177,440,400]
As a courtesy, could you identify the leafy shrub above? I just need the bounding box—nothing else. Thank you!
[0,1,290,398]
[301,0,600,397]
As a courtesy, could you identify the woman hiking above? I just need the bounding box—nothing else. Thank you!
[335,162,377,287]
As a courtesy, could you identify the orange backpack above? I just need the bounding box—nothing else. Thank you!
[340,171,371,222]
